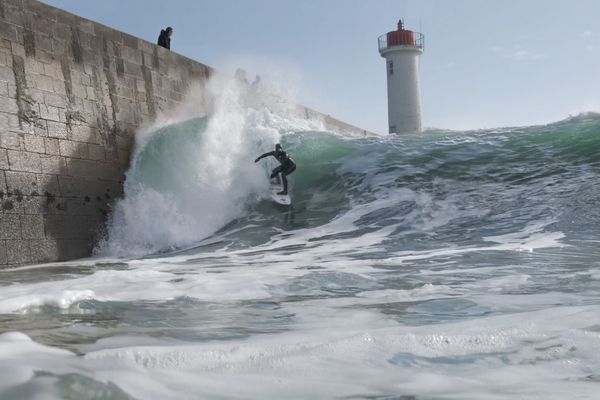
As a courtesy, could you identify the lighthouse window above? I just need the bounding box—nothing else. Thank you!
[388,61,394,76]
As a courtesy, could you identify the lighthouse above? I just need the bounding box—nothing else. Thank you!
[378,20,424,134]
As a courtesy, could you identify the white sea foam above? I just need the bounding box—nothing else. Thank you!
[2,303,600,399]
[98,73,326,257]
[0,211,595,399]
[0,195,568,315]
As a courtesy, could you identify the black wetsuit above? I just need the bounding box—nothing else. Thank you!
[255,150,296,194]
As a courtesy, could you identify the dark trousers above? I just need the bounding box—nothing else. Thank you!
[270,164,296,193]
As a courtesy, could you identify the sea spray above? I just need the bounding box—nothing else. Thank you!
[97,74,326,256]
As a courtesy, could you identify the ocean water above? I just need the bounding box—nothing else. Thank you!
[1,78,600,399]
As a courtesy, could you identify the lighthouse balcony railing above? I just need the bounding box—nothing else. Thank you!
[378,32,424,52]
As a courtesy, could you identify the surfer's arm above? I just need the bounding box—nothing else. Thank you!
[254,151,274,163]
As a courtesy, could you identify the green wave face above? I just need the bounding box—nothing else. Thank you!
[130,117,210,194]
[105,113,600,255]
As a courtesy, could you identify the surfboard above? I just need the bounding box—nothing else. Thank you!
[269,174,291,205]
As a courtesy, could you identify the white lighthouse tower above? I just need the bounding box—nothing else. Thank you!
[378,19,424,134]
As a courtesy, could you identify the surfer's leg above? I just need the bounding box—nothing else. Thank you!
[270,166,283,182]
[278,165,295,195]
[279,173,288,195]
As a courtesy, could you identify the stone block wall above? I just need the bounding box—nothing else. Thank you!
[0,0,211,266]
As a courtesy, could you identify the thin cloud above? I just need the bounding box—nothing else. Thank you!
[580,31,598,51]
[489,44,546,61]
[511,50,547,61]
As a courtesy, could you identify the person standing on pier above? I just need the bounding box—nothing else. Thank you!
[158,27,173,50]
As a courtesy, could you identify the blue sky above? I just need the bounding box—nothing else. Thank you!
[42,0,600,133]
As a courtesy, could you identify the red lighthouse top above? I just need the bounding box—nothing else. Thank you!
[388,19,416,46]
[378,19,424,53]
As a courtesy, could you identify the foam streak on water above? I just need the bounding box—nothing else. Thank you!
[1,79,600,399]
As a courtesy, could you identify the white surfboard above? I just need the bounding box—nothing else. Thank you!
[269,175,291,205]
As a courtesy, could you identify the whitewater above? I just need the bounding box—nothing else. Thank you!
[1,76,600,399]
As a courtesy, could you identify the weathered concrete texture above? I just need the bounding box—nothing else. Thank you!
[0,0,372,267]
[298,105,374,137]
[0,0,212,266]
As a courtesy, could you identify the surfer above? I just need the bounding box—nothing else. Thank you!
[255,144,296,195]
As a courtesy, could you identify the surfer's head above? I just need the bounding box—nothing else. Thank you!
[275,144,282,151]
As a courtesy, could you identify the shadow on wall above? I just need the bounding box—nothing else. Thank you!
[35,58,133,262]
[2,123,124,264]
[6,45,130,263]
[39,127,126,262]
[10,107,128,263]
